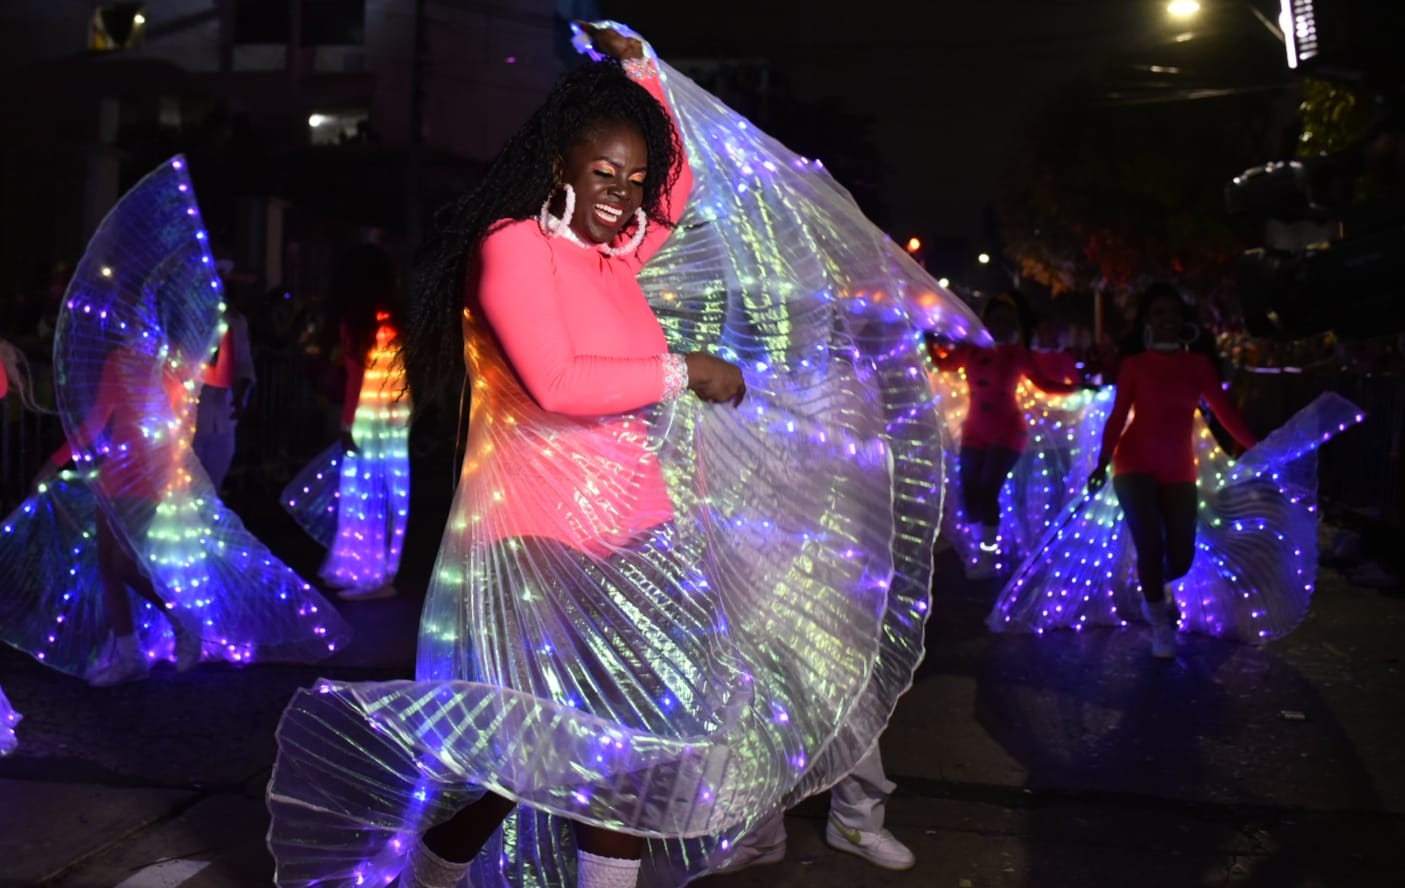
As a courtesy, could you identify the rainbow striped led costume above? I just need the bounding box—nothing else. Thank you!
[989,392,1363,642]
[283,314,410,595]
[265,23,980,888]
[0,157,352,676]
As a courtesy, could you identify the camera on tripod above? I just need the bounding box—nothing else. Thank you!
[1225,0,1405,340]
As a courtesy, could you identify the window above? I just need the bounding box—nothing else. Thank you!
[90,4,146,51]
[307,110,370,146]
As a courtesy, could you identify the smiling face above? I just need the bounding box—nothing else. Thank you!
[557,123,649,244]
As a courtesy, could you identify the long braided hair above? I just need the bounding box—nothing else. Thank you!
[404,59,682,410]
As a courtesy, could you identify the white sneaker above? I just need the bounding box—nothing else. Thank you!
[88,650,149,687]
[724,835,786,872]
[824,818,916,871]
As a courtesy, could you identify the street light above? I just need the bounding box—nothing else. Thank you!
[905,236,922,253]
[938,277,951,289]
[977,253,991,265]
[1166,0,1201,19]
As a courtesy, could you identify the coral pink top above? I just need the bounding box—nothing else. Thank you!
[1100,350,1258,485]
[936,342,1078,452]
[461,62,693,554]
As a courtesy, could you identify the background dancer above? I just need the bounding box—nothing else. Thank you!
[989,283,1362,656]
[1087,283,1258,657]
[282,243,410,601]
[931,289,1088,579]
[0,157,350,686]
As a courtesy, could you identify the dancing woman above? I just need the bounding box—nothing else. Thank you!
[266,19,967,888]
[989,283,1361,656]
[0,158,350,685]
[931,289,1088,578]
[283,243,411,600]
[1086,284,1258,657]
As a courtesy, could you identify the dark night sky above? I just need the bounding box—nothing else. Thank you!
[599,0,1289,255]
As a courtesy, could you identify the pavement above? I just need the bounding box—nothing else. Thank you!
[1,489,1402,887]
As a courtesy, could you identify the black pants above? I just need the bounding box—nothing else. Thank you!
[960,445,1021,528]
[1112,473,1198,602]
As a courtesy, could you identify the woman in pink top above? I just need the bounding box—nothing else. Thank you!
[269,25,743,888]
[1089,284,1258,657]
[933,290,1082,577]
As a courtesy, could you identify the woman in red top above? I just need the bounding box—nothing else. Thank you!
[934,290,1082,578]
[1090,284,1258,658]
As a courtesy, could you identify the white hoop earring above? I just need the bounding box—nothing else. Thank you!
[1180,322,1201,346]
[600,208,648,257]
[537,183,575,237]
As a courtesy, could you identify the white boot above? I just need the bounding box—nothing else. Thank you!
[577,850,641,888]
[402,836,472,888]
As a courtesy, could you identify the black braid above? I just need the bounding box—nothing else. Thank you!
[404,59,681,410]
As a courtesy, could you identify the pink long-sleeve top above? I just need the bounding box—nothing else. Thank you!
[1099,349,1258,485]
[460,62,693,555]
[935,342,1079,453]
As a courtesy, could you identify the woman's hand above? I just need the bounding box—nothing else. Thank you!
[685,353,746,407]
[575,21,645,61]
[1087,463,1109,493]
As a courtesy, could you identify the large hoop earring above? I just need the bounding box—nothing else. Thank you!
[537,183,575,237]
[600,208,649,257]
[1180,322,1201,346]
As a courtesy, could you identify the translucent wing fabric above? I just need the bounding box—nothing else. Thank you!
[988,393,1364,642]
[283,316,411,592]
[0,157,350,676]
[266,28,975,888]
[0,683,18,755]
[928,367,1112,574]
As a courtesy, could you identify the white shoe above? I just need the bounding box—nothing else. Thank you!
[824,818,916,871]
[88,650,149,687]
[1141,600,1176,660]
[724,836,786,872]
[171,612,202,672]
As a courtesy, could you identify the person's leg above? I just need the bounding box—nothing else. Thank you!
[728,807,788,870]
[958,444,986,526]
[90,511,149,686]
[826,745,914,871]
[1159,482,1199,585]
[1114,473,1176,658]
[977,445,1021,538]
[1113,473,1166,600]
[405,792,516,887]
